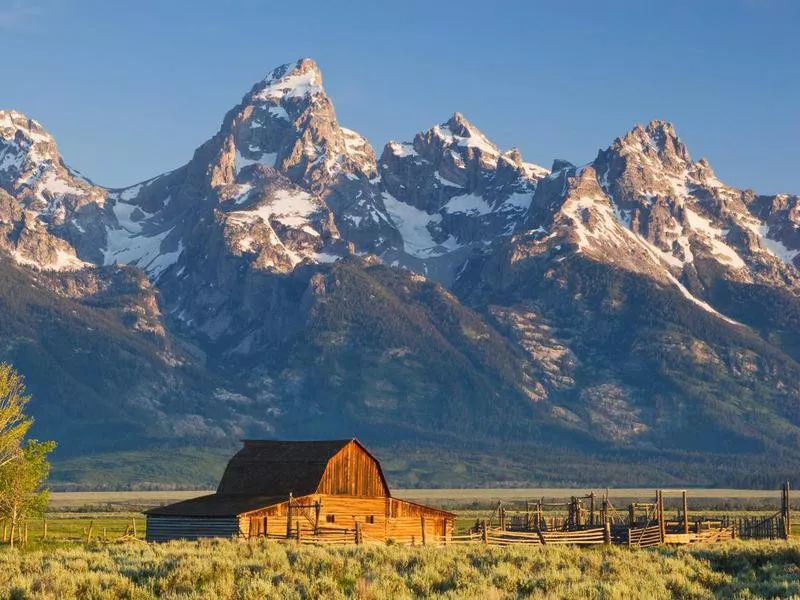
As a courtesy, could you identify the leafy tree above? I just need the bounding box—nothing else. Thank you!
[0,363,32,469]
[0,364,55,547]
[0,439,55,547]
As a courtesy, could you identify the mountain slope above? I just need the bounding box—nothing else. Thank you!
[452,120,800,484]
[1,60,800,488]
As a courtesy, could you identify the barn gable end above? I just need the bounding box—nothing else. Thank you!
[316,439,390,497]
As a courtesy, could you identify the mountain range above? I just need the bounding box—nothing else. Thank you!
[2,58,800,489]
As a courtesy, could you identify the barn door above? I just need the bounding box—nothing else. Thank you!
[249,517,258,537]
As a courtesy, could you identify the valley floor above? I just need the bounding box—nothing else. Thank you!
[2,538,799,599]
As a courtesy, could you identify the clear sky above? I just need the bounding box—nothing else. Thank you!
[1,0,797,194]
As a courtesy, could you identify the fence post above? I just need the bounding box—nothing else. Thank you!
[603,518,611,544]
[783,482,791,539]
[682,491,689,534]
[355,522,362,545]
[420,515,426,545]
[295,522,301,544]
[481,519,488,544]
[286,493,293,539]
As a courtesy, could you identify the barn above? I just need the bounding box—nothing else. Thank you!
[146,439,454,543]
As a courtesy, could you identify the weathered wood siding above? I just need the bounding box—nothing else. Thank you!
[317,441,388,497]
[146,516,241,542]
[241,495,453,542]
[388,498,451,518]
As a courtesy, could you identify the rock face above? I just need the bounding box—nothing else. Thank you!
[3,59,800,488]
[378,112,547,283]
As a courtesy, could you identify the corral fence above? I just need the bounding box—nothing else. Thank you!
[459,484,791,549]
[244,483,792,549]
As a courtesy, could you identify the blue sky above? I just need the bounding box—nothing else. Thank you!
[1,0,797,193]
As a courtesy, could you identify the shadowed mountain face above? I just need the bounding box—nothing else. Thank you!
[2,59,800,489]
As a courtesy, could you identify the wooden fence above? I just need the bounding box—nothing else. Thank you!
[626,523,663,548]
[250,483,792,549]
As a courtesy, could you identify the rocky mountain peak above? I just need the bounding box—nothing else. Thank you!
[442,112,493,145]
[0,110,108,271]
[1,110,53,144]
[223,57,378,189]
[551,159,576,172]
[0,110,102,203]
[251,58,324,104]
[510,118,800,321]
[378,115,549,283]
[611,119,691,173]
[0,110,62,187]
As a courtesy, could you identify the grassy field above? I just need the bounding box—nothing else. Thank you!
[1,488,797,598]
[46,487,793,512]
[3,538,800,599]
[47,491,210,512]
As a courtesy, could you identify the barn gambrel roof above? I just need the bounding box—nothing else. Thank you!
[216,439,361,497]
[146,438,395,517]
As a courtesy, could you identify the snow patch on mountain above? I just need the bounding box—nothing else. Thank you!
[756,225,800,263]
[684,209,746,269]
[382,191,460,257]
[234,149,277,174]
[11,248,88,272]
[103,199,182,279]
[444,193,493,215]
[228,189,320,230]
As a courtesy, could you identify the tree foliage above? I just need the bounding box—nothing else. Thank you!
[0,439,55,547]
[0,363,32,469]
[0,363,55,547]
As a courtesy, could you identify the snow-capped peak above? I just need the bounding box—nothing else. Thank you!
[252,58,324,103]
[0,110,105,219]
[613,120,692,170]
[431,112,502,162]
[0,110,61,176]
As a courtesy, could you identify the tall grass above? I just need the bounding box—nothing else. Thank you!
[1,539,800,599]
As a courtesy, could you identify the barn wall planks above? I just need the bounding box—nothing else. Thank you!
[241,495,452,542]
[317,442,388,497]
[146,517,240,542]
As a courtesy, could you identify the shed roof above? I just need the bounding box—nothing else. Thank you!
[146,494,286,517]
[215,439,354,497]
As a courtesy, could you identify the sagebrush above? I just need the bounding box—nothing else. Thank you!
[2,539,800,599]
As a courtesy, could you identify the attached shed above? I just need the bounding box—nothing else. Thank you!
[146,439,454,543]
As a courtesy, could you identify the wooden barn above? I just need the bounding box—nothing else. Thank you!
[146,439,454,543]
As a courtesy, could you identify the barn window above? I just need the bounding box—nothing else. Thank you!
[326,514,335,523]
[366,515,375,524]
